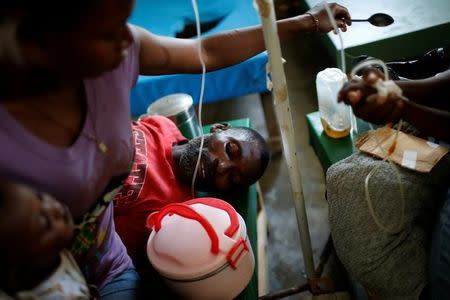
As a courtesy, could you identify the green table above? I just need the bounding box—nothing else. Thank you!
[202,118,258,300]
[306,111,370,171]
[302,0,450,67]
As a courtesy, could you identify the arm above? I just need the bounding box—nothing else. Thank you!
[136,2,351,75]
[397,70,450,110]
[402,98,450,141]
[338,69,450,141]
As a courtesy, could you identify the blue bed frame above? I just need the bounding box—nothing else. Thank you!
[128,0,269,118]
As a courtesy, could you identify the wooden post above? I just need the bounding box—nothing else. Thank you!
[254,0,315,279]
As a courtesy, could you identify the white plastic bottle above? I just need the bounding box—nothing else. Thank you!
[316,68,351,138]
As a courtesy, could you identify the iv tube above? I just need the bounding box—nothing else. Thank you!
[190,0,207,197]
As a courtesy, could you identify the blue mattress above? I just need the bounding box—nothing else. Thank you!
[129,0,268,117]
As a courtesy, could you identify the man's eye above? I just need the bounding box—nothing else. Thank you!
[231,173,241,185]
[226,142,240,159]
[226,143,231,157]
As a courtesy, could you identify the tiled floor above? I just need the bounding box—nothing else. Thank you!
[201,32,342,299]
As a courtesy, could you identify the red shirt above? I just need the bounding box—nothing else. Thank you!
[114,116,192,268]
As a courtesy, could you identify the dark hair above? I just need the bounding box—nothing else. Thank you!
[231,127,270,177]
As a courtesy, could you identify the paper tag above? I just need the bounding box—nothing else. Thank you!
[427,141,439,149]
[401,150,418,169]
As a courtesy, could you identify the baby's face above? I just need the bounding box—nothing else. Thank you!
[0,182,73,263]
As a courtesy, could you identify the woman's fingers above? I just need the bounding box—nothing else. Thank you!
[308,2,351,33]
[347,90,362,104]
[331,2,352,25]
[338,80,376,104]
[336,19,347,32]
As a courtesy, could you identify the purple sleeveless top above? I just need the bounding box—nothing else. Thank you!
[0,26,140,288]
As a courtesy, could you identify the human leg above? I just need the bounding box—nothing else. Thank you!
[99,268,142,300]
[327,152,435,299]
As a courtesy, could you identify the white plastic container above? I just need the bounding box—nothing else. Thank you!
[146,197,255,300]
[316,68,351,138]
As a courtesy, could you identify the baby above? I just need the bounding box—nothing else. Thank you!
[0,181,90,299]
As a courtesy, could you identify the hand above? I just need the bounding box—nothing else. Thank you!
[306,2,351,33]
[338,68,407,124]
[338,68,382,106]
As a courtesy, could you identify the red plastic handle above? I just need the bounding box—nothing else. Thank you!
[226,237,249,269]
[184,197,239,238]
[146,203,219,254]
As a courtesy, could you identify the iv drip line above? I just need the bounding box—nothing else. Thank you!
[190,0,207,198]
[351,60,406,234]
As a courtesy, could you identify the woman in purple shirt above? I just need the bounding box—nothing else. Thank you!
[0,0,351,298]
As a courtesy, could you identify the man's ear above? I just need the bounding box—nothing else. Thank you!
[209,122,231,133]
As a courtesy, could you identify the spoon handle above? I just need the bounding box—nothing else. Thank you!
[350,19,369,22]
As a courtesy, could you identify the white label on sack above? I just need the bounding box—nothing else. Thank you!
[401,150,417,170]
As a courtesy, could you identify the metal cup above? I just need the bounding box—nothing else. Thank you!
[146,93,202,140]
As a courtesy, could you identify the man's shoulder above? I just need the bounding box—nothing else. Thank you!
[134,115,179,134]
[133,115,187,146]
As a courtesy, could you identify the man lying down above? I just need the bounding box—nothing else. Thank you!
[326,67,450,299]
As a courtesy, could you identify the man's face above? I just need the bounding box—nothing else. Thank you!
[177,129,263,191]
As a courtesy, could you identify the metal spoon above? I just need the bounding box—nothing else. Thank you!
[351,13,394,27]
